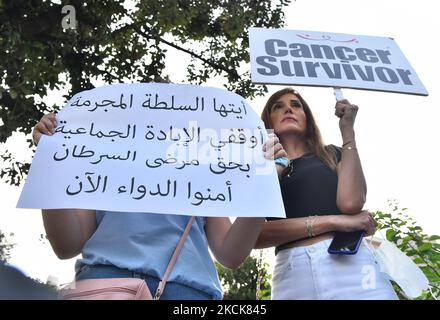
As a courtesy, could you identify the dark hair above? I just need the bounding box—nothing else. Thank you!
[261,88,338,170]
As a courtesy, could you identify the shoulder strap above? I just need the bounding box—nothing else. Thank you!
[154,216,196,299]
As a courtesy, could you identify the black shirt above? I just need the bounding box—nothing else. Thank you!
[269,145,342,221]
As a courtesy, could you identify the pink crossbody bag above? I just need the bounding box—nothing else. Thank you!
[58,216,195,300]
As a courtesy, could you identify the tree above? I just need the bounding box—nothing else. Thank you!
[0,0,292,186]
[216,252,271,300]
[0,231,13,263]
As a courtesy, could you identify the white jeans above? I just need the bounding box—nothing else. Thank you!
[271,239,398,300]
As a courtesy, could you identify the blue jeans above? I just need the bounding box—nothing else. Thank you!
[76,264,213,300]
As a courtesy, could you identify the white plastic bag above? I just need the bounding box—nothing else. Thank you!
[366,237,429,299]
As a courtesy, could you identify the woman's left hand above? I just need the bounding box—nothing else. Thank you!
[263,133,287,160]
[335,99,358,132]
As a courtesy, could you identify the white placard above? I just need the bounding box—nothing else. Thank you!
[249,27,428,96]
[17,83,285,218]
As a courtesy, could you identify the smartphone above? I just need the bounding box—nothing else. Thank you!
[328,230,364,255]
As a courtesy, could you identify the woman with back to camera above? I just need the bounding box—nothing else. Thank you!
[32,113,279,300]
[257,88,397,300]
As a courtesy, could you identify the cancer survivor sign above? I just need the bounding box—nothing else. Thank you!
[249,27,428,96]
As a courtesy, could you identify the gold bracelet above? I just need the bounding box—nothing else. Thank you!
[305,215,318,238]
[305,216,312,238]
[342,140,354,147]
[310,215,318,237]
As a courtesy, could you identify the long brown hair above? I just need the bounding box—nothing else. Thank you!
[261,88,338,171]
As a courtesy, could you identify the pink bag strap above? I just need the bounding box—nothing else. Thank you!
[154,216,196,300]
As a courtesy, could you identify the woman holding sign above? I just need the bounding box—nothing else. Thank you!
[256,88,397,300]
[32,113,268,300]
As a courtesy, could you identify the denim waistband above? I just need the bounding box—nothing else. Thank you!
[276,239,334,258]
[76,263,152,281]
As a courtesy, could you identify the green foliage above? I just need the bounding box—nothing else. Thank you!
[373,200,440,300]
[0,0,292,186]
[216,252,271,300]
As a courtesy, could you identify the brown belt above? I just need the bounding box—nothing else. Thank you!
[276,232,335,255]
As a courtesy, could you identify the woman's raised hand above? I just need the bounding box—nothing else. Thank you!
[335,99,358,132]
[32,113,57,146]
[263,133,287,160]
